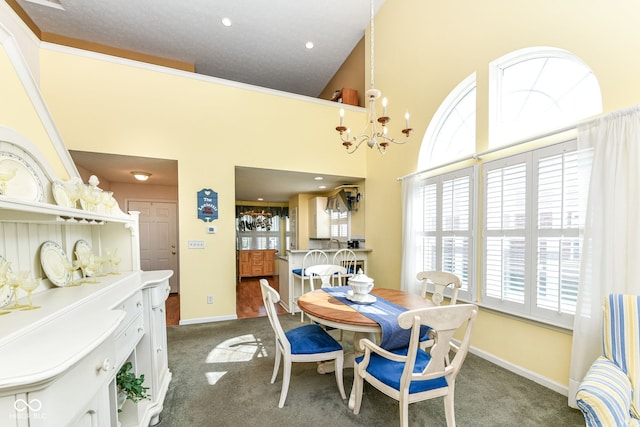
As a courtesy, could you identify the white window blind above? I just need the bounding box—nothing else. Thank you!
[330,210,349,241]
[482,140,587,327]
[485,159,527,306]
[419,166,475,300]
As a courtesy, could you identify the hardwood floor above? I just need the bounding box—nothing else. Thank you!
[165,275,285,326]
[166,292,180,326]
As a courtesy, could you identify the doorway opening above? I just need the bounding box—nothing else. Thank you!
[69,150,180,323]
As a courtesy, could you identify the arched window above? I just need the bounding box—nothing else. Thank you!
[489,47,602,147]
[418,74,476,170]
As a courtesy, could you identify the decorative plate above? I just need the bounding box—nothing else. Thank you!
[40,241,71,287]
[52,181,75,208]
[0,151,44,202]
[74,239,92,260]
[0,255,13,308]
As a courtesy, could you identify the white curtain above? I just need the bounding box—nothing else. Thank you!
[400,173,423,294]
[568,105,640,407]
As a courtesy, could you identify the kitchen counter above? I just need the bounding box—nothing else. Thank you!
[278,248,371,314]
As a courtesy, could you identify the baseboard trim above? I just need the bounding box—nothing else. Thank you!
[467,343,569,396]
[179,314,238,325]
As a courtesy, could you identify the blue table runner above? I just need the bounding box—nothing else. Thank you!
[322,286,426,350]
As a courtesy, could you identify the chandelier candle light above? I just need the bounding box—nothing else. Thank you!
[335,0,412,154]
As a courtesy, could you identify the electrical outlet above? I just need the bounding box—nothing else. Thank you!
[188,240,205,249]
[207,295,214,304]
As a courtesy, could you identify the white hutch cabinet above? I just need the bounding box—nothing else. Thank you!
[0,129,172,426]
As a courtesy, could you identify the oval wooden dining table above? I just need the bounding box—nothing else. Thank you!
[297,287,435,334]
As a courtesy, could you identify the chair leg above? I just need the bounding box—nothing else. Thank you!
[352,365,364,414]
[271,344,281,384]
[444,387,456,427]
[334,352,346,400]
[278,358,292,408]
[399,392,410,427]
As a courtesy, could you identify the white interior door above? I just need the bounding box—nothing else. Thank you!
[128,200,179,292]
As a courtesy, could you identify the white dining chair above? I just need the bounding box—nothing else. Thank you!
[259,279,346,408]
[332,248,357,285]
[292,249,328,321]
[352,304,478,427]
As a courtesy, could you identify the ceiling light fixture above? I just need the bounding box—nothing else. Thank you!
[221,17,232,27]
[305,41,314,49]
[131,171,151,181]
[335,0,412,154]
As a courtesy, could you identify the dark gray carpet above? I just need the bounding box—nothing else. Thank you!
[158,314,584,426]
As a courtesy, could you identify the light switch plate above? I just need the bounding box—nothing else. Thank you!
[206,225,217,234]
[188,240,205,249]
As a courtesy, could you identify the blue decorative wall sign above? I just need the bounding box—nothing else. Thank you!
[197,188,218,222]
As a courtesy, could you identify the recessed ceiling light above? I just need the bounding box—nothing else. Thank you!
[305,41,314,49]
[314,176,323,181]
[221,17,232,27]
[131,171,151,181]
[319,185,326,189]
[257,197,264,201]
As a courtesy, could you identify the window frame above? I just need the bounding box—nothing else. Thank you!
[418,73,477,170]
[489,47,602,148]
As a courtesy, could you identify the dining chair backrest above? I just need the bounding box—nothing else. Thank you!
[260,279,290,353]
[332,248,357,285]
[305,264,347,290]
[398,304,477,377]
[294,250,330,321]
[333,248,357,273]
[302,250,329,273]
[417,271,461,306]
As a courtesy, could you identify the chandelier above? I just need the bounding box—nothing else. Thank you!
[335,0,412,154]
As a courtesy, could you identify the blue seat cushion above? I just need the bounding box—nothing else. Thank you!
[356,347,447,393]
[285,324,342,355]
[292,268,304,276]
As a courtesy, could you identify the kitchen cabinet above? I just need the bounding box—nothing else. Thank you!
[309,197,330,239]
[237,249,277,280]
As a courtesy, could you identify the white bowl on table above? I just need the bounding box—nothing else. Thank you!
[347,271,375,303]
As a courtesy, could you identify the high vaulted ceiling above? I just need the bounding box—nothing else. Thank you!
[13,0,383,97]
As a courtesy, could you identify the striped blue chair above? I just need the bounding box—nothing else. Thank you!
[576,294,640,426]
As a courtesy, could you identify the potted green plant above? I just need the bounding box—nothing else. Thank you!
[116,362,150,411]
